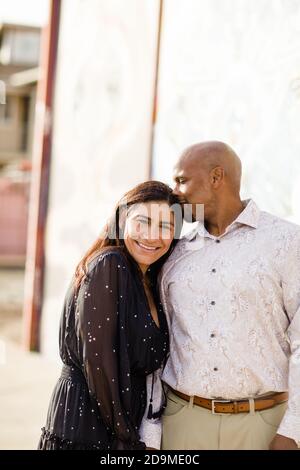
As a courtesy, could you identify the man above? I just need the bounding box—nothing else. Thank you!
[159,141,300,450]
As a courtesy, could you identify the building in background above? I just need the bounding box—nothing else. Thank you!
[0,22,41,265]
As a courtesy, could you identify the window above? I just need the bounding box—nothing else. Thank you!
[0,29,40,66]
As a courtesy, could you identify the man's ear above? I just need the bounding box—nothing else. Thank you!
[210,166,224,188]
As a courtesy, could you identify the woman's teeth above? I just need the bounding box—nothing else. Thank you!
[137,241,158,251]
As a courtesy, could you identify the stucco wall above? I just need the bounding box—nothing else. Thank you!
[41,0,160,358]
[152,0,300,223]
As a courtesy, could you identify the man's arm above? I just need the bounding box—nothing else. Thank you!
[273,230,300,450]
[269,434,298,450]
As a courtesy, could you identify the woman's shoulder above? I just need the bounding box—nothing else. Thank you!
[87,247,132,276]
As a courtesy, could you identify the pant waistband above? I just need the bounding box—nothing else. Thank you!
[169,388,288,414]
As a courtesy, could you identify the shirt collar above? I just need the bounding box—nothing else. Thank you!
[233,199,260,229]
[183,199,260,242]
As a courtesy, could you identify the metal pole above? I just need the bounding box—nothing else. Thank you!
[23,0,61,351]
[148,0,164,179]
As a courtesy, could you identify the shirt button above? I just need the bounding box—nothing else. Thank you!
[212,268,216,273]
[210,333,215,338]
[213,367,218,371]
[215,239,220,243]
[211,301,216,305]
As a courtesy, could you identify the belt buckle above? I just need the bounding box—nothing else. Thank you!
[211,399,232,414]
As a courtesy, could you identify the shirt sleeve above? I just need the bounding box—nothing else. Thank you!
[277,230,300,442]
[158,267,171,329]
[78,251,145,450]
[139,369,164,449]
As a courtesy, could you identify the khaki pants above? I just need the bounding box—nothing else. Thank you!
[162,390,288,450]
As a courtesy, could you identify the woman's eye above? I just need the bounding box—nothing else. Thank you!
[160,225,172,236]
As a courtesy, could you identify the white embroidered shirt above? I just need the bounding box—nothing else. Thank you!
[158,199,300,444]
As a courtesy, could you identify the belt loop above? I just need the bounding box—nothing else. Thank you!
[189,395,194,409]
[249,398,255,415]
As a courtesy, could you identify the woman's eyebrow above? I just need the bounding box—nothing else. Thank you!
[133,214,151,222]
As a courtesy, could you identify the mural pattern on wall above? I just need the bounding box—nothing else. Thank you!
[152,0,300,221]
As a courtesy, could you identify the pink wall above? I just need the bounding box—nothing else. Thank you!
[0,177,30,264]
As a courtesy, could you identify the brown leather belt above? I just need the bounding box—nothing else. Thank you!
[170,388,288,414]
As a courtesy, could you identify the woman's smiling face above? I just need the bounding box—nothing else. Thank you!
[124,201,175,274]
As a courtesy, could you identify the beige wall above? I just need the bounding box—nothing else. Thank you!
[41,0,160,358]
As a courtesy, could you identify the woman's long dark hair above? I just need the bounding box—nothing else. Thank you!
[74,180,182,290]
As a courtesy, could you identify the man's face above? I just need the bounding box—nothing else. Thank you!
[173,156,213,221]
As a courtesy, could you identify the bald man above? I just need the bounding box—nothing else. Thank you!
[157,141,300,450]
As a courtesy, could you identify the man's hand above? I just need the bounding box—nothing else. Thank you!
[269,434,298,450]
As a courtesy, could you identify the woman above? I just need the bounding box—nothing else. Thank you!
[38,181,181,450]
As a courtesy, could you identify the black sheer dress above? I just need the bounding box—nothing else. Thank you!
[38,248,169,450]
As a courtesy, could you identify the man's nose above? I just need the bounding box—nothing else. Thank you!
[173,184,181,196]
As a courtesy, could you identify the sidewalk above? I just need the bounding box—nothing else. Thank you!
[0,339,59,450]
[0,267,60,449]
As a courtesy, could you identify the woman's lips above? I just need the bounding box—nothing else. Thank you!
[134,240,160,252]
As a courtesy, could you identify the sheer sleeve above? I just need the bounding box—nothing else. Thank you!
[78,251,145,449]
